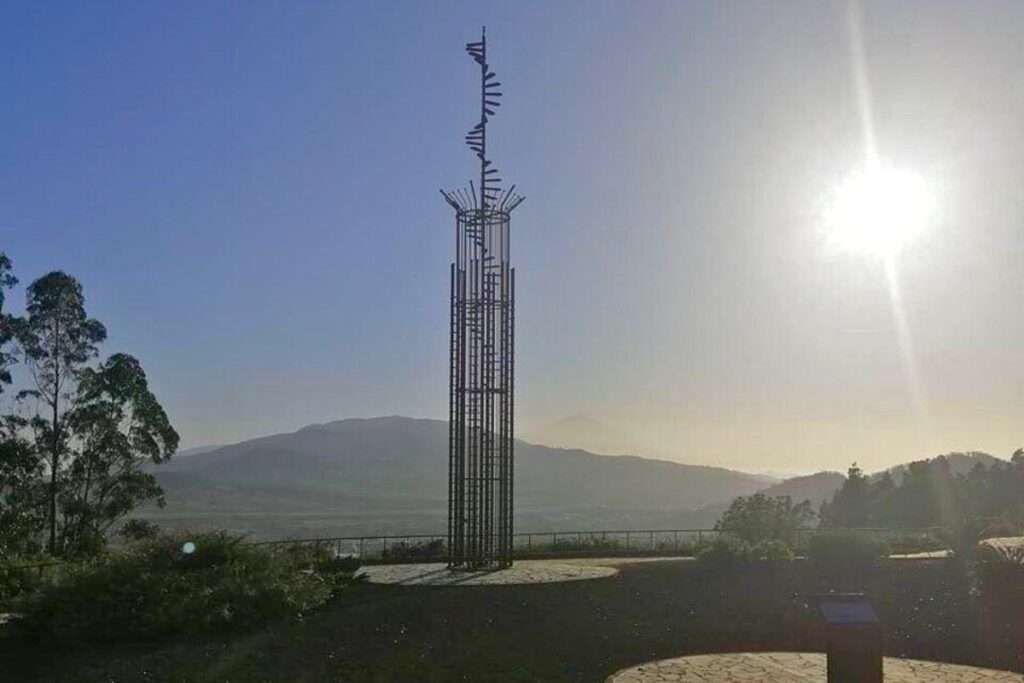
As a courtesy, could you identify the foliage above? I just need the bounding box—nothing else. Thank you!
[0,252,18,391]
[2,268,177,558]
[695,535,751,570]
[748,538,795,561]
[59,353,178,556]
[0,560,49,604]
[381,538,446,561]
[118,518,161,542]
[819,463,874,527]
[821,453,1024,543]
[806,530,889,571]
[14,531,361,642]
[975,538,1024,649]
[0,425,46,558]
[714,493,815,545]
[695,535,797,569]
[13,271,108,554]
[0,255,44,558]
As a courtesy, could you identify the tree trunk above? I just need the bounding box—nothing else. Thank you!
[49,398,58,555]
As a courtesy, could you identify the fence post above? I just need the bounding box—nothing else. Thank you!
[698,530,703,544]
[626,531,630,550]
[674,530,679,553]
[359,537,365,558]
[650,531,655,551]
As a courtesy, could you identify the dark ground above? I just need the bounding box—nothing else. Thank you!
[4,559,1021,682]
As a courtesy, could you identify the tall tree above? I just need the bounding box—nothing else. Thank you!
[0,252,18,390]
[820,463,872,528]
[0,418,44,558]
[61,353,178,555]
[0,254,43,558]
[15,272,106,554]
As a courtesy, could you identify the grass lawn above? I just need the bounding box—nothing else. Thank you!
[4,558,1020,682]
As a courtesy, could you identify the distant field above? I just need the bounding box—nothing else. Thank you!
[7,558,1021,682]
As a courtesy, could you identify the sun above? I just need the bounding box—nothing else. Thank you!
[824,160,934,259]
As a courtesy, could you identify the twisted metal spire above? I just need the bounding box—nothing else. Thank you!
[441,27,524,214]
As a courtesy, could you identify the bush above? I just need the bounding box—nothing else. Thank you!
[0,560,49,604]
[14,530,361,641]
[696,535,751,570]
[696,535,797,569]
[976,538,1024,596]
[807,531,889,571]
[381,539,445,561]
[748,538,795,561]
[715,493,815,545]
[119,519,161,542]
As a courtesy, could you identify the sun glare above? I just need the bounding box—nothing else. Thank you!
[824,161,934,259]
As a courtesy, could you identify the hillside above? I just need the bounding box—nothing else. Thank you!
[759,471,847,508]
[143,419,1009,539]
[144,416,776,538]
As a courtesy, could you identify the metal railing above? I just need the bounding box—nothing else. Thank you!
[249,528,722,561]
[1,526,951,572]
[247,526,951,563]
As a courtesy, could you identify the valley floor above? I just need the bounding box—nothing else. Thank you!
[5,559,1021,682]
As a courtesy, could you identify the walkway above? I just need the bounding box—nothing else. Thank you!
[606,652,1024,682]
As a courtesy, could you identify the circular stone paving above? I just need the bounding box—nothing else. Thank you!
[606,653,1024,682]
[362,560,618,586]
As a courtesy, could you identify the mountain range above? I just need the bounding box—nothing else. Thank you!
[140,416,1003,540]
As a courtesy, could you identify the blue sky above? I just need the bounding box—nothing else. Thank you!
[3,2,1024,472]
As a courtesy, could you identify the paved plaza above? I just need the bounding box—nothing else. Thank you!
[606,652,1024,682]
[362,559,619,585]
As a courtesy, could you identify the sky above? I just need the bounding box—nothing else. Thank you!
[3,1,1024,474]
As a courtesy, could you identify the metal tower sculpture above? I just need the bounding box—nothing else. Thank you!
[441,28,524,570]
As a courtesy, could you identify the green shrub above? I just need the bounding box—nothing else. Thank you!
[807,531,889,570]
[976,539,1024,618]
[0,560,49,604]
[748,538,795,561]
[14,530,361,642]
[382,539,446,561]
[696,535,751,569]
[119,519,161,542]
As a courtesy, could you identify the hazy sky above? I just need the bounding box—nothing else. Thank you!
[3,1,1024,473]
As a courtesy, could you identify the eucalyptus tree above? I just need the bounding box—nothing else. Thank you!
[15,271,107,554]
[0,254,44,557]
[61,353,178,555]
[0,252,17,390]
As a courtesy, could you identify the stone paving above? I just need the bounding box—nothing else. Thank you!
[606,652,1024,682]
[362,559,619,585]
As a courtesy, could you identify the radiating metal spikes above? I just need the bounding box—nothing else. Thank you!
[460,27,505,210]
[443,27,524,216]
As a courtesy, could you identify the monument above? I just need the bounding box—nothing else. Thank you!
[441,28,524,569]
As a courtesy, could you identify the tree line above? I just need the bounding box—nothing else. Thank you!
[820,454,1024,537]
[715,453,1024,548]
[0,252,178,559]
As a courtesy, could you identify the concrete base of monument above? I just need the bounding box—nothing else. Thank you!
[362,558,635,586]
[605,653,1024,682]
